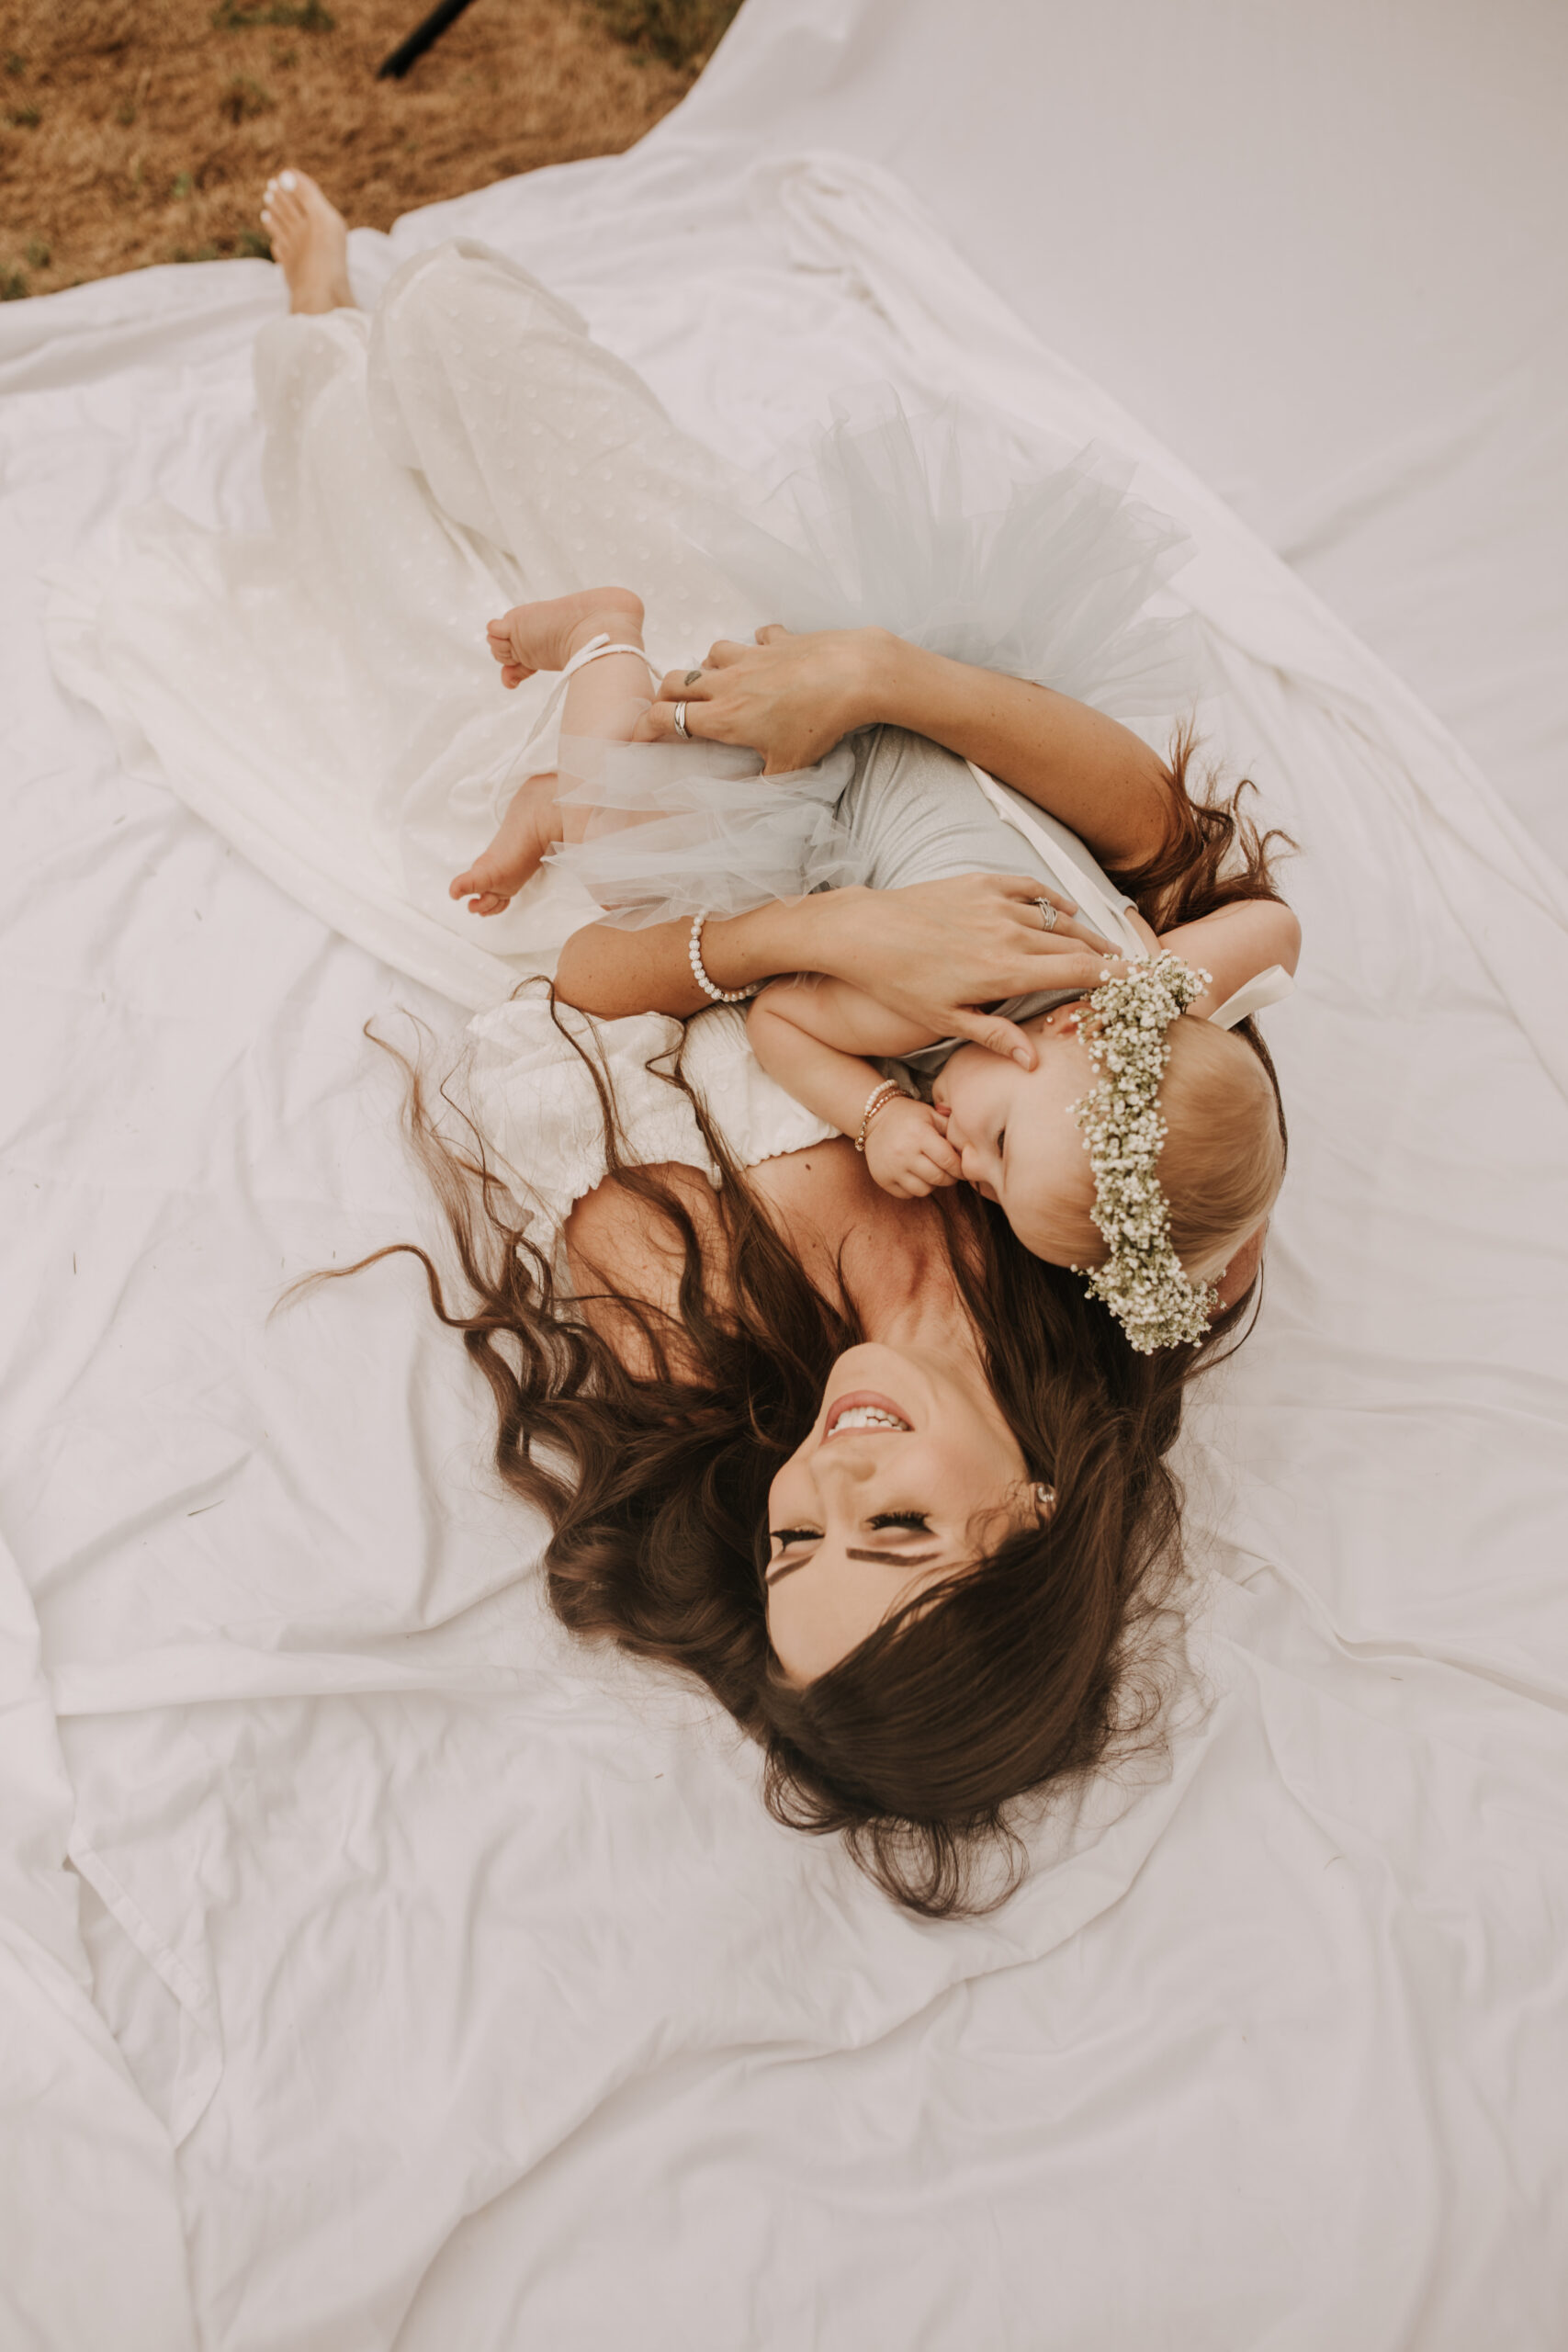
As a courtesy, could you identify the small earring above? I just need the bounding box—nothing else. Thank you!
[1033,1483,1056,1512]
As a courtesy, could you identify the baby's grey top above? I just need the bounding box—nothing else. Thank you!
[835,726,1134,1074]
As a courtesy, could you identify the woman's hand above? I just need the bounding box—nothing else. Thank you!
[635,625,884,775]
[801,875,1119,1067]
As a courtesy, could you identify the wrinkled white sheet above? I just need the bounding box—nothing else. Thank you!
[662,0,1568,866]
[2,6,1566,2347]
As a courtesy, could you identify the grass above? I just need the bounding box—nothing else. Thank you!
[0,0,722,300]
[592,0,740,69]
[218,74,277,123]
[212,2,335,29]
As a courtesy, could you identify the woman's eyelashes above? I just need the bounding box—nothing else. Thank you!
[768,1511,932,1550]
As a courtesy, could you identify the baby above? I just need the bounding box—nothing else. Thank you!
[748,925,1290,1286]
[453,588,1299,1320]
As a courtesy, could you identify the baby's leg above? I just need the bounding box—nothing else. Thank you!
[451,587,651,916]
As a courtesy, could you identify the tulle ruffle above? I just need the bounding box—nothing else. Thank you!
[683,398,1201,718]
[544,734,859,927]
[541,398,1200,929]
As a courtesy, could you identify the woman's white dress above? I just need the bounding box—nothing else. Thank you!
[46,238,1198,1236]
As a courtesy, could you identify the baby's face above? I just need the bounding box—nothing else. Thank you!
[932,1006,1100,1266]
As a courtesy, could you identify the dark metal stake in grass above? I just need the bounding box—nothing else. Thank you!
[377,0,480,79]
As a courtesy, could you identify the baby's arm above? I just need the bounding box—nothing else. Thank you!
[1122,898,1302,1020]
[748,980,964,1198]
[1163,899,1301,1019]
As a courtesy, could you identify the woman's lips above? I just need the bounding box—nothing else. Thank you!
[824,1389,913,1440]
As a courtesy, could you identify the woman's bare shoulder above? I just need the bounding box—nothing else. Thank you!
[565,1163,728,1375]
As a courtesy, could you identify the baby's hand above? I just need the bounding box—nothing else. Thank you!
[863,1097,963,1199]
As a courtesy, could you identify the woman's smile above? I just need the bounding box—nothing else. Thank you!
[823,1389,912,1438]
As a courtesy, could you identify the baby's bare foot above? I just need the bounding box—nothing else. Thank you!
[487,586,645,690]
[450,774,562,916]
[260,169,354,315]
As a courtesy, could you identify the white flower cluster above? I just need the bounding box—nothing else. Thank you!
[1071,953,1220,1354]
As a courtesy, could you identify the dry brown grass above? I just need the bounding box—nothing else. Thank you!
[0,0,736,300]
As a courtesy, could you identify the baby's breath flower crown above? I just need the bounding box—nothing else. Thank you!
[1070,952,1219,1355]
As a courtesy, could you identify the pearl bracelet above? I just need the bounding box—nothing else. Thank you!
[854,1080,904,1152]
[688,911,757,1005]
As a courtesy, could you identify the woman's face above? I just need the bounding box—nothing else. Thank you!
[764,1340,1037,1684]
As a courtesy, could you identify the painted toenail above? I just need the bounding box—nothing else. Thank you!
[279,170,298,190]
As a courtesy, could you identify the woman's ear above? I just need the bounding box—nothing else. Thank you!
[1213,1220,1269,1312]
[1032,1482,1057,1519]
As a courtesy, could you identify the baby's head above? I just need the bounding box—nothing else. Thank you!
[933,1000,1284,1291]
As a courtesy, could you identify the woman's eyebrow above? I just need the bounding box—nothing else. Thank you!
[764,1553,816,1586]
[765,1543,942,1585]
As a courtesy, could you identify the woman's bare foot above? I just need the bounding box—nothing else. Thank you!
[486,586,645,690]
[450,775,563,916]
[261,169,354,315]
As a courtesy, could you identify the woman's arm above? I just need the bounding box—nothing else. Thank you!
[636,626,1173,870]
[553,873,1116,1068]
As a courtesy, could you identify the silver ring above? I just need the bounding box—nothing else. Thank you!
[673,701,690,741]
[1035,898,1059,933]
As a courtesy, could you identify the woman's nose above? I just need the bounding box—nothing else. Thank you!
[809,1439,879,1494]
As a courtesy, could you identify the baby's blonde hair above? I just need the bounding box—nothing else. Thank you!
[1009,1013,1287,1285]
[1154,1016,1285,1280]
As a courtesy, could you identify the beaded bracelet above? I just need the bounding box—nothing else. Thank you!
[687,911,757,1005]
[854,1079,904,1153]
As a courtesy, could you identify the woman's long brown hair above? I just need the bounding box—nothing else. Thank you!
[327,1014,1256,1920]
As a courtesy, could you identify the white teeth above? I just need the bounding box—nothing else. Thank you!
[832,1406,908,1432]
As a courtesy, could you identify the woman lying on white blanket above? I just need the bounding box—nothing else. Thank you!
[244,172,1298,1913]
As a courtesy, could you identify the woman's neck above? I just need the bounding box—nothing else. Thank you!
[839,1178,987,1368]
[749,1135,986,1365]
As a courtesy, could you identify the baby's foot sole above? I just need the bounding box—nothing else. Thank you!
[487,586,645,678]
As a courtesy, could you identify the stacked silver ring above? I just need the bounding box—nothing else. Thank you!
[673,701,690,740]
[1035,898,1059,933]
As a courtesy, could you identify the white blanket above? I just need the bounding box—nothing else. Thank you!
[2,6,1565,2346]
